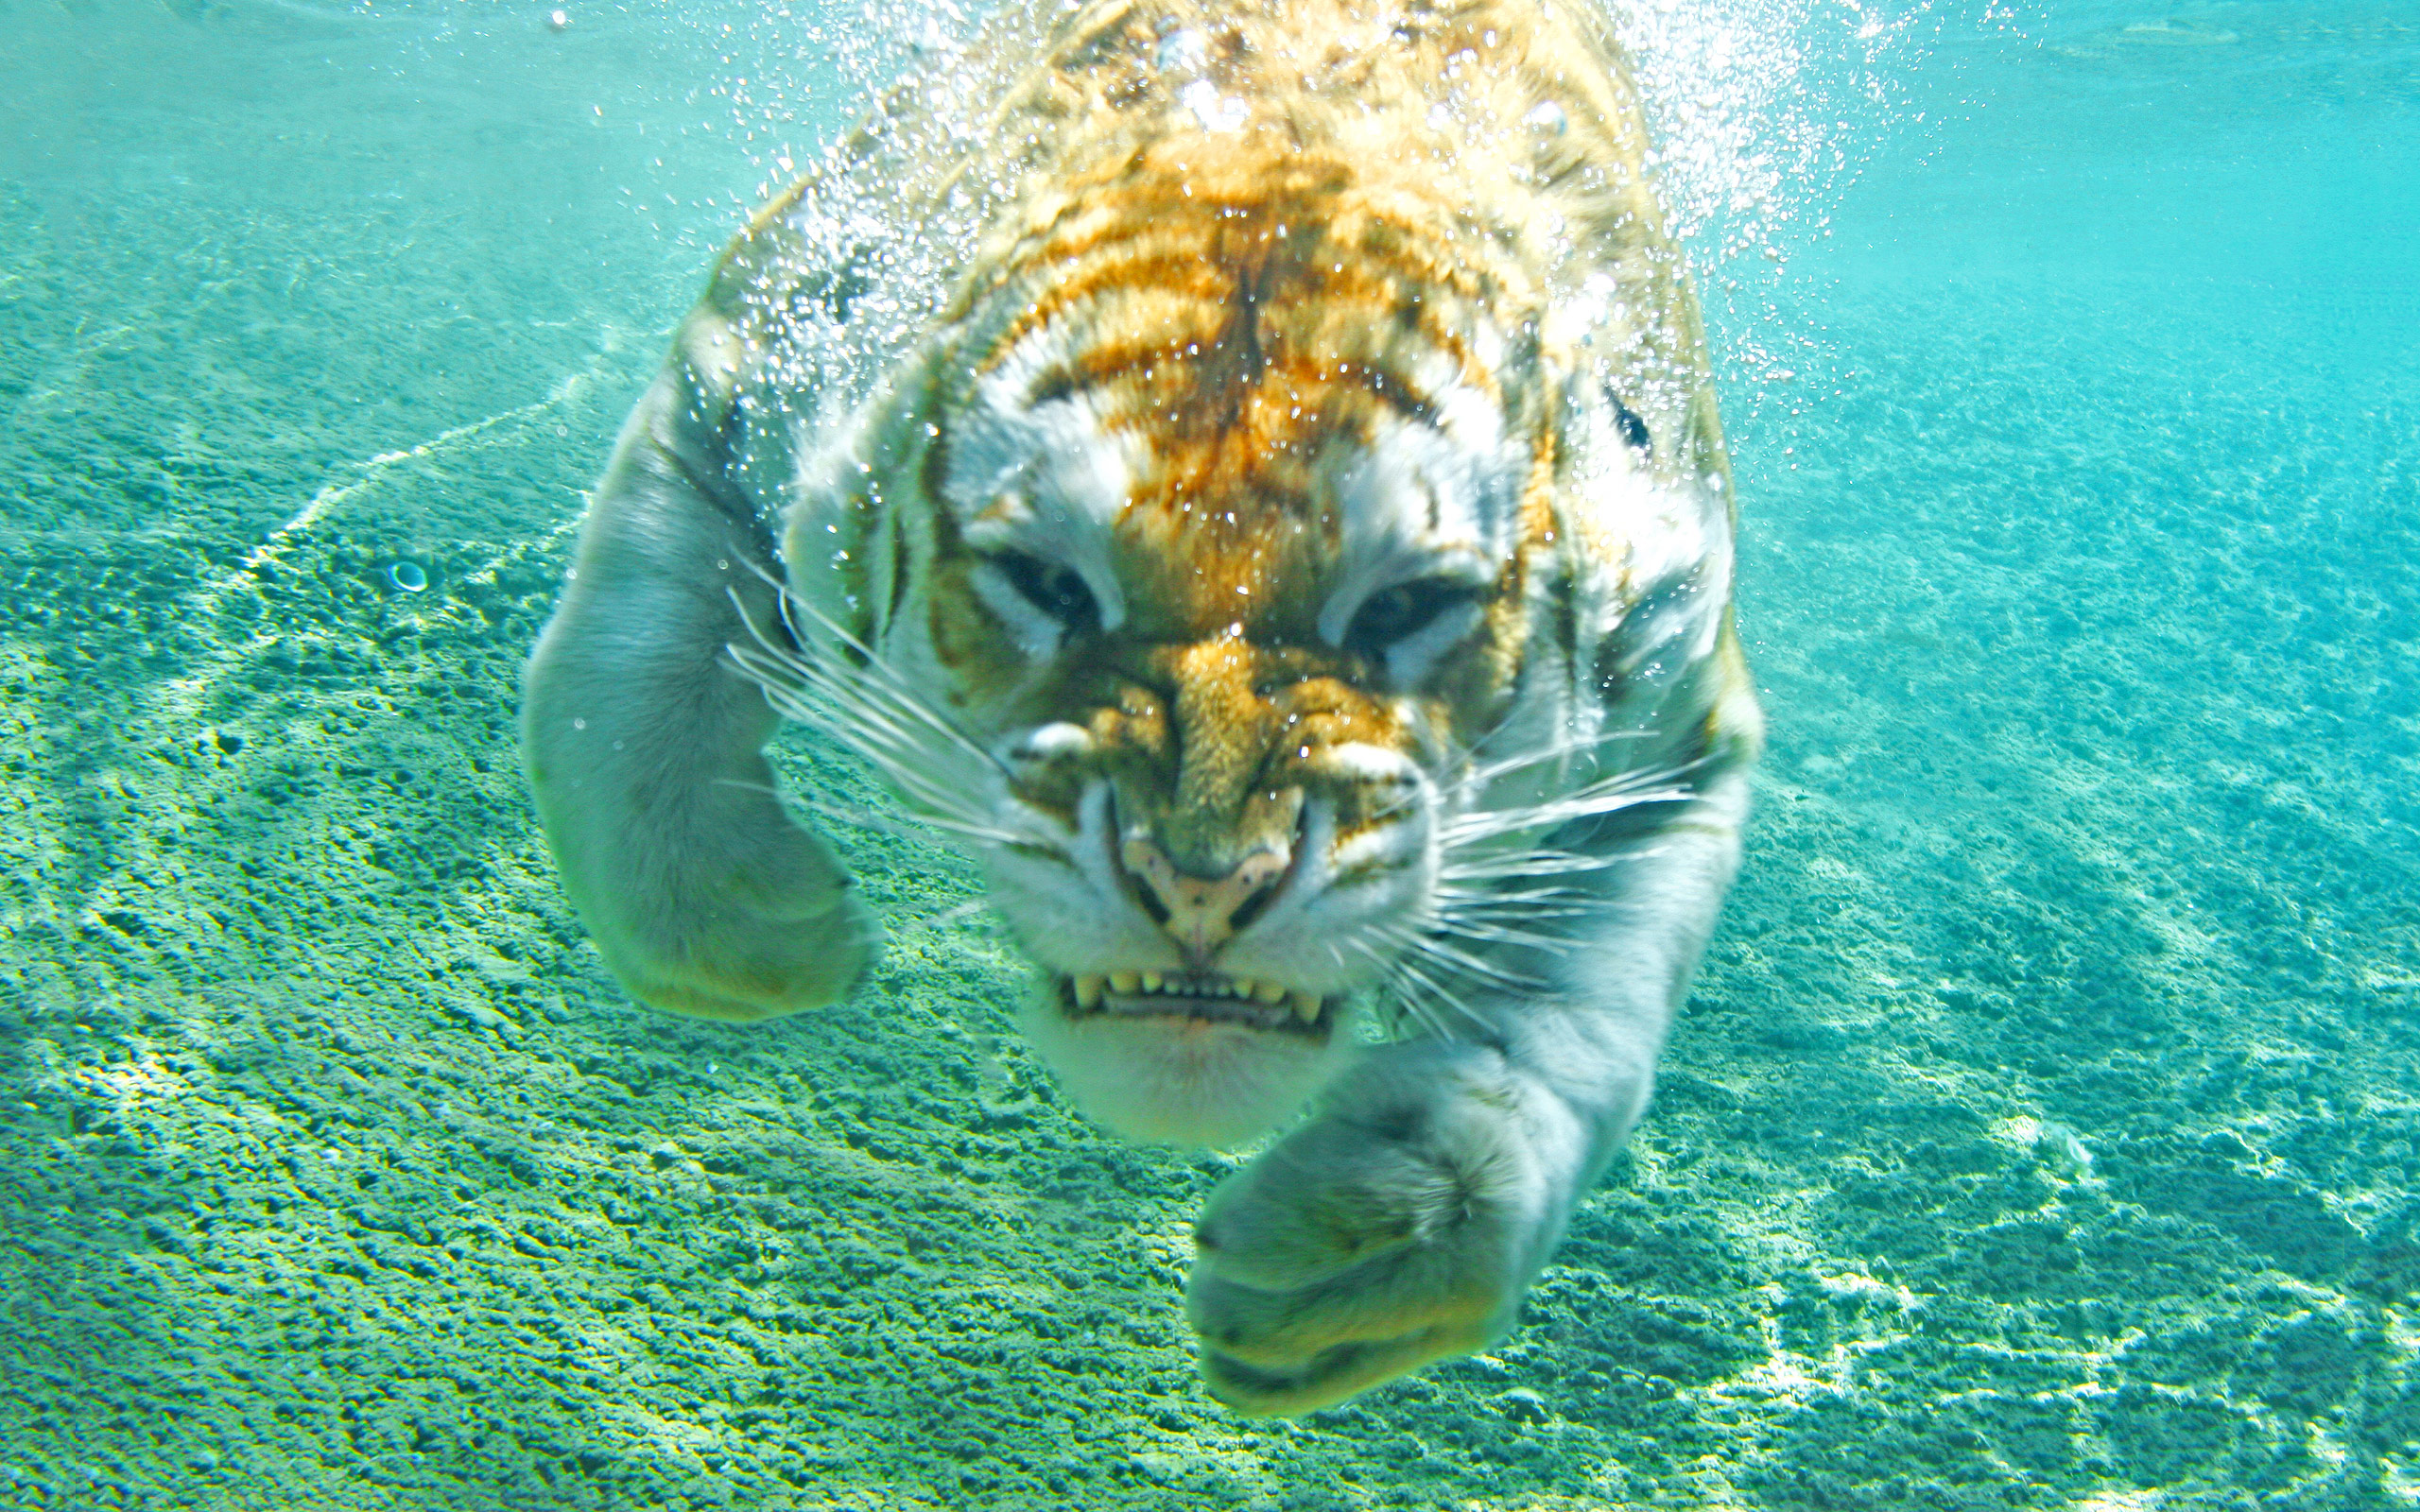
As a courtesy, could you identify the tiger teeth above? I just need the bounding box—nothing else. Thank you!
[1082,971,1325,1024]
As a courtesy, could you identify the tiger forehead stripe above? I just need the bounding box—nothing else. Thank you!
[1020,332,1450,425]
[975,257,1494,408]
[1009,187,1492,313]
[971,198,1499,405]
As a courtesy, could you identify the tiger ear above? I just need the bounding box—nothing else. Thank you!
[1554,365,1657,472]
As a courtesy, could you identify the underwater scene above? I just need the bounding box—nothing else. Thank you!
[3,0,2416,1504]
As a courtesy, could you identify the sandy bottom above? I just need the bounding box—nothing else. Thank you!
[4,14,2417,1509]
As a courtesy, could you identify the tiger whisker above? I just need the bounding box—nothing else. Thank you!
[1457,747,1711,812]
[1400,931,1543,993]
[730,584,1011,783]
[1450,755,1689,813]
[891,896,994,940]
[820,799,1040,850]
[1458,726,1651,789]
[1364,914,1538,1000]
[1437,881,1590,906]
[731,637,1011,837]
[1437,851,1611,882]
[1439,779,1689,847]
[1426,916,1569,949]
[1349,943,1459,1041]
[735,638,977,782]
[1379,950,1501,1041]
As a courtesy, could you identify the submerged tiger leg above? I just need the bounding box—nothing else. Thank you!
[523,358,876,1022]
[1186,763,1753,1413]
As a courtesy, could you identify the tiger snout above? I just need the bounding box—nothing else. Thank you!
[988,653,1442,1146]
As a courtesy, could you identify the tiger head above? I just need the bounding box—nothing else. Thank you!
[770,7,1738,1147]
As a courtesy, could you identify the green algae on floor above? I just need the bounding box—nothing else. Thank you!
[4,1,2419,1508]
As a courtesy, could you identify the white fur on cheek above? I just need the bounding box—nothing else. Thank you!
[981,785,1184,975]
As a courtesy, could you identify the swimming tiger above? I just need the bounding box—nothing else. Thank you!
[524,0,1761,1414]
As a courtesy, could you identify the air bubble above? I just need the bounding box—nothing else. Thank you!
[1155,28,1208,73]
[1181,80,1247,133]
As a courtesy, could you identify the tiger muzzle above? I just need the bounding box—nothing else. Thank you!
[1119,793,1303,958]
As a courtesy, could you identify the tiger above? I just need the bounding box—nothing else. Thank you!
[523,0,1761,1415]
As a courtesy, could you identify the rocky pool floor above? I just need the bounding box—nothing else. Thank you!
[3,4,2416,1508]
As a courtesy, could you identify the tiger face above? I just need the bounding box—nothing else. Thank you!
[765,0,1741,1146]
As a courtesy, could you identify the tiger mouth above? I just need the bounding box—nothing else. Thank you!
[1055,971,1333,1037]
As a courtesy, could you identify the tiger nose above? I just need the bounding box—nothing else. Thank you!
[1120,837,1292,955]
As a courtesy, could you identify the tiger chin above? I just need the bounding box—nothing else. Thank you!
[524,0,1762,1416]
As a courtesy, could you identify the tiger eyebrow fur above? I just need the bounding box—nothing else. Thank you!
[1015,336,1447,430]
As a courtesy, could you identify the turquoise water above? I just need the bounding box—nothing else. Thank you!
[3,0,2415,1507]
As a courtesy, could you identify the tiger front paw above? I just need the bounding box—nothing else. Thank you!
[558,796,879,1023]
[1184,1041,1587,1415]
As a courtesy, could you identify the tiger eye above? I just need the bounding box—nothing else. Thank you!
[1345,577,1475,658]
[994,551,1099,631]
